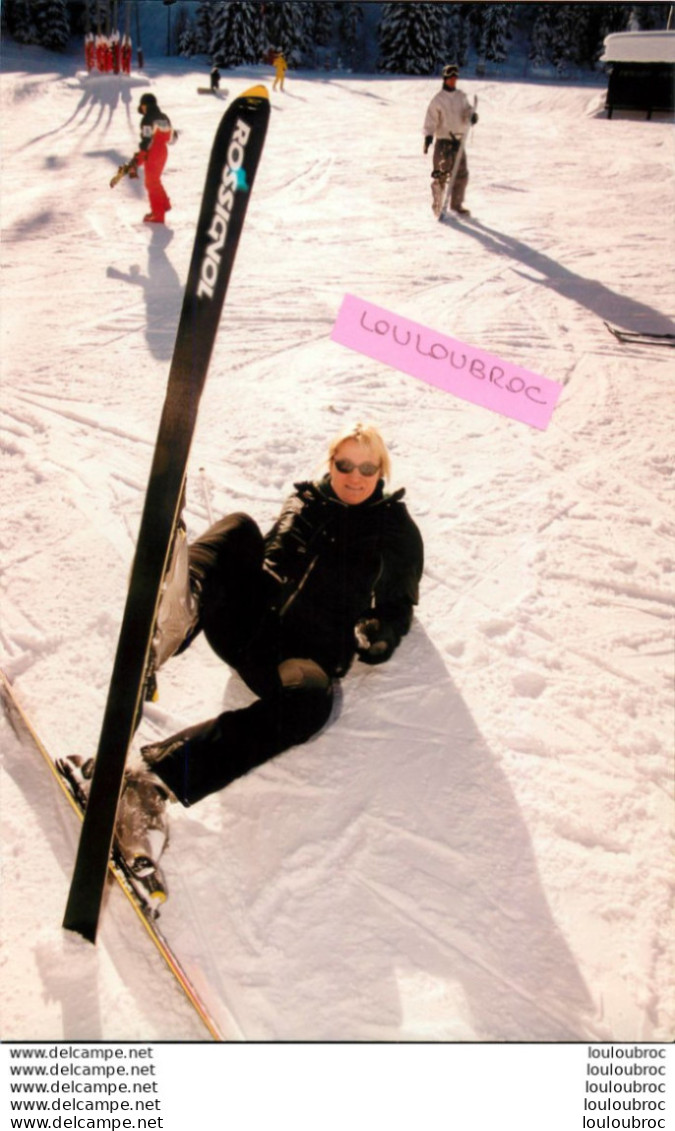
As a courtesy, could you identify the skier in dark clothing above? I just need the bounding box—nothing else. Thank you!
[132,92,174,224]
[115,424,424,868]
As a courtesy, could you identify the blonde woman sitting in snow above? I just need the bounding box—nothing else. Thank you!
[110,423,424,884]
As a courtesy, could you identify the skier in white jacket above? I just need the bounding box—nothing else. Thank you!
[423,64,478,217]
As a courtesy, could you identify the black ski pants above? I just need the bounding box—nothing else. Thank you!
[144,513,334,806]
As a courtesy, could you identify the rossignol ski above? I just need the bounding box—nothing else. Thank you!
[64,85,270,944]
[438,95,477,222]
[0,670,224,1040]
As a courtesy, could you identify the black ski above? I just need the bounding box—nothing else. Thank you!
[604,321,675,348]
[64,84,270,944]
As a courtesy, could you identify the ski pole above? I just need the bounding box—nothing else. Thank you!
[199,467,214,525]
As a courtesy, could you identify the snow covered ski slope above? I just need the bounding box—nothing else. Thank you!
[1,45,673,1042]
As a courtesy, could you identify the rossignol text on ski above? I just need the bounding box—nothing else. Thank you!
[197,120,254,299]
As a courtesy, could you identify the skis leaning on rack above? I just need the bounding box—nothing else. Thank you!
[63,85,270,946]
[604,321,675,348]
[0,669,224,1040]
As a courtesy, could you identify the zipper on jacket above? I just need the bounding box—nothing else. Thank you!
[278,554,319,618]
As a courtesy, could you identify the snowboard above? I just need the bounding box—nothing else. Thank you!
[438,95,478,222]
[110,159,136,188]
[63,84,270,945]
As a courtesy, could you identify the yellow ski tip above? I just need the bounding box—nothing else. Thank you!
[239,84,269,102]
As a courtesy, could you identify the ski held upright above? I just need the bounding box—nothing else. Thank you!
[439,95,477,222]
[63,86,270,944]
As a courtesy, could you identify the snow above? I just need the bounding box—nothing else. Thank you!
[601,30,675,63]
[1,41,674,1046]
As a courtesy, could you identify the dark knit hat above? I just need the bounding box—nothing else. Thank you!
[137,92,157,113]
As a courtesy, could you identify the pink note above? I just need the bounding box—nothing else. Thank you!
[331,294,562,430]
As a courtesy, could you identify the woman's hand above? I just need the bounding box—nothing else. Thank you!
[354,617,396,665]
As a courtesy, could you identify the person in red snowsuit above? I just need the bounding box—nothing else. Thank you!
[121,35,132,75]
[133,93,174,224]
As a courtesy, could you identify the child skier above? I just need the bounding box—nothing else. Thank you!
[133,92,174,224]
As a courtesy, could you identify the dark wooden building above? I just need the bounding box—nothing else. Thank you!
[601,31,675,119]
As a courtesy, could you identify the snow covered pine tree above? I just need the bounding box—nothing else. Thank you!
[378,1,443,75]
[209,0,261,68]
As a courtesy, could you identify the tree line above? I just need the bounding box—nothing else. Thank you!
[2,2,671,77]
[378,3,670,76]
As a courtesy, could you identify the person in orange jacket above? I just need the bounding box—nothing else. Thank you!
[273,48,287,91]
[133,92,174,224]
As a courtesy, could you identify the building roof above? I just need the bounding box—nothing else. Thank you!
[601,31,675,64]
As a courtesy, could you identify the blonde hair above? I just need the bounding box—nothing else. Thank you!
[326,422,391,481]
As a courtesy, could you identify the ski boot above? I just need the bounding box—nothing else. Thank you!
[57,755,173,906]
[115,765,174,902]
[57,753,95,809]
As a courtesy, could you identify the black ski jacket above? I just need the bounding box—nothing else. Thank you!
[138,103,172,153]
[262,477,424,676]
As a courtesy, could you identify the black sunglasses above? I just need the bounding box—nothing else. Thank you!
[333,458,381,477]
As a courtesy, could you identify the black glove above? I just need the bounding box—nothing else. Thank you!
[424,135,433,154]
[470,112,478,125]
[354,618,396,666]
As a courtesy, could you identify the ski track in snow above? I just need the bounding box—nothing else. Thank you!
[1,46,673,1042]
